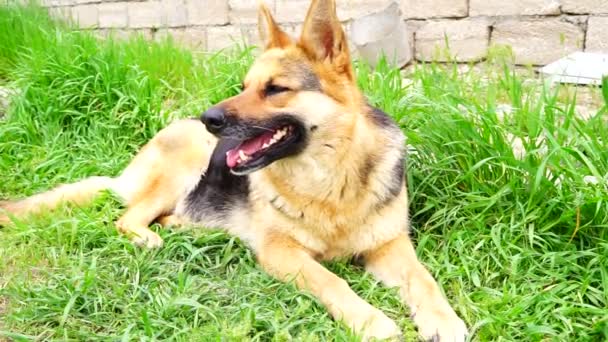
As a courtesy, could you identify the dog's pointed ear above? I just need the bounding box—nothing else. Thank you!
[299,0,353,78]
[257,1,292,50]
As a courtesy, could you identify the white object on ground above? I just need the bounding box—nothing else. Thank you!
[583,175,603,185]
[0,86,17,117]
[539,52,608,86]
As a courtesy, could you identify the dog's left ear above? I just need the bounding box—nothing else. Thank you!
[299,0,353,79]
[258,1,292,50]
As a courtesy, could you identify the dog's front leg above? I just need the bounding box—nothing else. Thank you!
[115,201,165,249]
[364,233,468,341]
[257,231,401,340]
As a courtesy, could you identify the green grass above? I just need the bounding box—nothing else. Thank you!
[1,3,607,341]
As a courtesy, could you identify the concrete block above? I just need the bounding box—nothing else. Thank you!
[164,0,188,27]
[207,25,256,50]
[470,0,560,16]
[337,0,395,21]
[562,0,608,14]
[186,0,229,25]
[416,19,490,62]
[71,4,98,28]
[586,16,608,53]
[128,1,164,28]
[401,0,467,19]
[98,2,127,29]
[156,27,207,50]
[229,0,273,24]
[492,18,585,65]
[275,0,307,23]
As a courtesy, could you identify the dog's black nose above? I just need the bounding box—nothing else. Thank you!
[201,107,226,133]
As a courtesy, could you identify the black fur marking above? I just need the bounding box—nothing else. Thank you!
[366,105,408,208]
[359,154,376,187]
[375,154,406,209]
[403,151,408,189]
[218,114,307,146]
[389,155,405,198]
[340,183,347,199]
[185,139,250,221]
[293,61,322,91]
[367,105,400,131]
[351,254,366,267]
[300,68,321,91]
[208,113,309,175]
[269,196,279,207]
[221,115,309,175]
[275,57,321,92]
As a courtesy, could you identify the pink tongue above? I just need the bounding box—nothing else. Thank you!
[226,131,275,168]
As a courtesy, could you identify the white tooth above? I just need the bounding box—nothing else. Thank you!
[262,143,270,149]
[269,138,277,145]
[239,150,246,160]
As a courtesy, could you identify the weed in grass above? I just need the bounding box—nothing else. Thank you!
[0,3,607,341]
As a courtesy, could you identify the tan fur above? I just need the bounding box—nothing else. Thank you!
[364,234,469,339]
[1,119,215,247]
[110,119,215,247]
[257,232,400,340]
[0,176,114,223]
[0,1,468,340]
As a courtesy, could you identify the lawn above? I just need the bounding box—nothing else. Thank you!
[1,3,607,341]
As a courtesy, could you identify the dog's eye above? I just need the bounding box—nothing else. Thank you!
[265,84,290,97]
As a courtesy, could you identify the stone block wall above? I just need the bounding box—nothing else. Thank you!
[39,0,608,67]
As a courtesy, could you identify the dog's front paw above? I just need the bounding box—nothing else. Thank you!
[131,230,164,248]
[350,307,401,341]
[115,219,164,249]
[412,305,468,342]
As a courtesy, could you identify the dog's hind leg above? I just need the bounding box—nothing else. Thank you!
[0,176,116,225]
[364,233,468,342]
[113,175,195,249]
[1,119,216,250]
[110,119,216,247]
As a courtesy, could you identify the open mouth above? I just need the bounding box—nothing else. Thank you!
[225,124,301,174]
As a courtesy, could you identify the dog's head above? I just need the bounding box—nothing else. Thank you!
[201,0,363,175]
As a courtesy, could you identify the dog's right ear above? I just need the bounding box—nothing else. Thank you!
[298,0,353,80]
[257,1,292,50]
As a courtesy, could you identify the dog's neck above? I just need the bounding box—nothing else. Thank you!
[261,110,383,206]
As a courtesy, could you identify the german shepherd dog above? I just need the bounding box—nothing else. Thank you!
[0,1,468,340]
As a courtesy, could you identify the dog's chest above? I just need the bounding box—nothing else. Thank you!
[250,177,383,256]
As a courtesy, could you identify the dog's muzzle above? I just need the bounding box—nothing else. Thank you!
[201,106,227,134]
